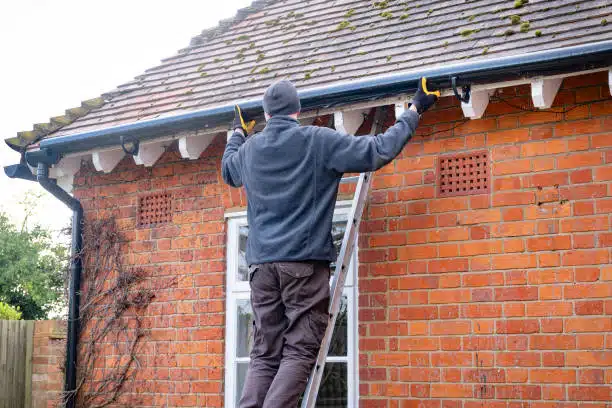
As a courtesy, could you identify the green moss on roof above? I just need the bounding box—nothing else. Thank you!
[400,14,409,20]
[225,40,233,45]
[459,28,480,37]
[535,30,542,37]
[380,11,394,19]
[330,66,336,72]
[602,19,608,26]
[344,9,355,18]
[236,35,249,41]
[510,15,521,25]
[514,0,528,9]
[427,9,433,15]
[520,21,530,32]
[257,52,266,62]
[334,20,353,31]
[386,55,393,62]
[482,46,489,55]
[200,72,208,77]
[304,70,316,80]
[265,18,280,26]
[373,1,389,9]
[443,41,449,47]
[258,67,270,75]
[197,63,206,72]
[249,42,256,49]
[214,58,222,63]
[357,51,368,56]
[503,29,515,36]
[468,15,475,22]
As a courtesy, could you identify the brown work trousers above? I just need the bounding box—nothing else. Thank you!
[239,261,330,408]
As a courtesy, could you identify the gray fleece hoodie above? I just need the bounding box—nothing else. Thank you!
[222,109,420,265]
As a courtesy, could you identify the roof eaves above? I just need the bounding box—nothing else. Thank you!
[6,96,105,152]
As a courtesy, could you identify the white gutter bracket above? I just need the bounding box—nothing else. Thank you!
[334,110,366,135]
[531,77,563,109]
[92,149,125,173]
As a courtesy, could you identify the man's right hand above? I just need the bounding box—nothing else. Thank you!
[410,77,440,114]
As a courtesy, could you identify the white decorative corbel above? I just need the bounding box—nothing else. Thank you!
[49,156,82,179]
[179,133,215,160]
[133,140,165,167]
[461,89,490,119]
[608,68,612,97]
[395,102,409,118]
[531,77,563,109]
[92,149,125,173]
[56,175,74,194]
[334,110,366,134]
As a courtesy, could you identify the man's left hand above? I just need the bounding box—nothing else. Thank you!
[233,105,256,136]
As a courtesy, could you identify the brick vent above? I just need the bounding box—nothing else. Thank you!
[437,150,490,197]
[137,192,173,227]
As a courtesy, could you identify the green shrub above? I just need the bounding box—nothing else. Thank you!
[0,302,22,320]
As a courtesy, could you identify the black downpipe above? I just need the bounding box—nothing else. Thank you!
[36,163,82,408]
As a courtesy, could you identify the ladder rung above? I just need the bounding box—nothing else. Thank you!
[340,176,360,184]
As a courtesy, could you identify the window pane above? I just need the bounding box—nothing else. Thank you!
[318,363,348,407]
[236,362,249,407]
[237,299,254,358]
[298,363,348,408]
[330,218,347,271]
[328,295,348,357]
[238,225,249,281]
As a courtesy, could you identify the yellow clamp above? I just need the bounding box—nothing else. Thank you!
[422,77,441,98]
[235,105,256,133]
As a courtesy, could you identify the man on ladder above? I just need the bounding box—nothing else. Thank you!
[222,78,439,408]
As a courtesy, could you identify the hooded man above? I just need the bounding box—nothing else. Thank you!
[222,78,438,408]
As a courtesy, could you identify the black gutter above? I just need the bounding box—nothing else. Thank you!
[25,40,612,165]
[35,163,82,408]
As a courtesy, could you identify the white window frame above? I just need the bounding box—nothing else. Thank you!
[224,201,359,408]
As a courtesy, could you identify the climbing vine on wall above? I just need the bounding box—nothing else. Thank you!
[61,217,173,407]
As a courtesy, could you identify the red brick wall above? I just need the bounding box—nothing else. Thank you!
[73,138,229,407]
[358,71,612,407]
[71,71,611,407]
[32,320,66,408]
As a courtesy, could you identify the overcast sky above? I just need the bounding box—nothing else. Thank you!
[0,0,252,234]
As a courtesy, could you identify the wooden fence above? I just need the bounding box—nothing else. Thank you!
[0,320,34,408]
